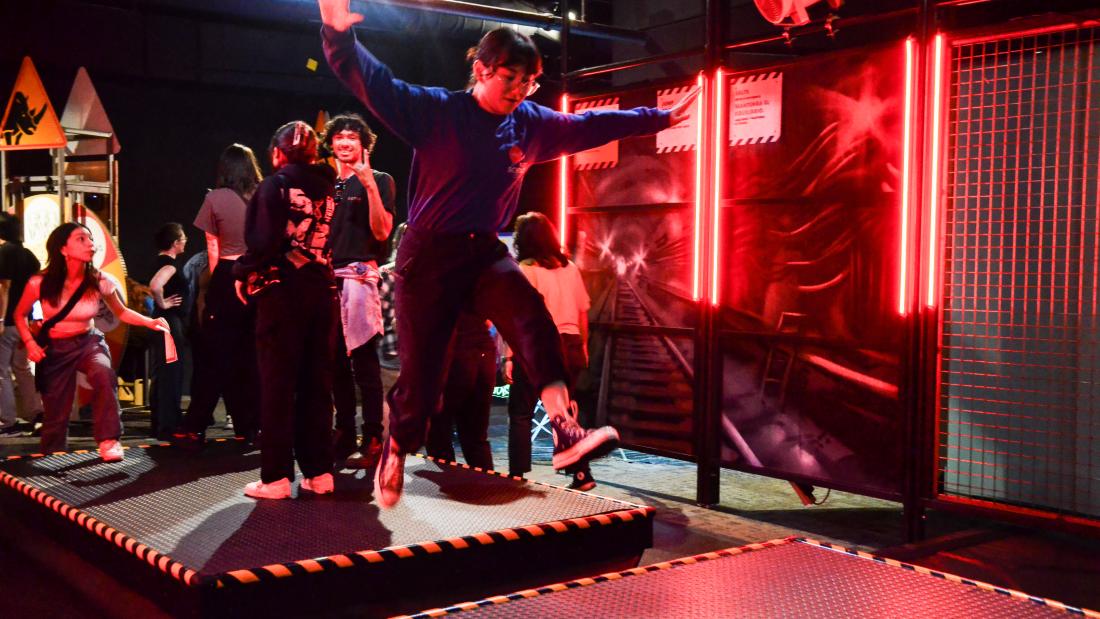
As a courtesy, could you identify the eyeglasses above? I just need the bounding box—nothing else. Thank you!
[487,69,540,97]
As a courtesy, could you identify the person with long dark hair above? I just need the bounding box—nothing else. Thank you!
[174,143,262,447]
[233,121,339,500]
[320,0,699,507]
[320,113,394,467]
[506,212,594,489]
[148,222,187,439]
[14,223,169,459]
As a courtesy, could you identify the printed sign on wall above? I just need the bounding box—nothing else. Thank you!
[656,85,697,154]
[573,98,620,170]
[729,71,782,146]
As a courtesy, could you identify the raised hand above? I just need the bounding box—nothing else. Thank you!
[319,0,364,32]
[668,85,702,126]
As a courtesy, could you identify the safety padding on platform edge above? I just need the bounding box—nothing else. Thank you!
[393,537,798,619]
[793,538,1100,618]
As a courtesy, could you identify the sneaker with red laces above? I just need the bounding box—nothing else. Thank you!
[344,436,383,469]
[373,435,404,509]
[550,412,619,471]
[98,440,125,462]
[300,473,334,495]
[244,478,292,500]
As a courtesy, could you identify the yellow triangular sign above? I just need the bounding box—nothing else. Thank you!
[1,57,66,150]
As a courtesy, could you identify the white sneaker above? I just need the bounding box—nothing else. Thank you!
[301,473,334,495]
[244,478,292,499]
[98,440,124,462]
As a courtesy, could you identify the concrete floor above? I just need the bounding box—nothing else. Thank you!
[1,398,1098,614]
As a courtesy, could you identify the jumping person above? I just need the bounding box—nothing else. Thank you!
[234,121,339,500]
[320,0,699,508]
[320,113,394,467]
[15,223,170,460]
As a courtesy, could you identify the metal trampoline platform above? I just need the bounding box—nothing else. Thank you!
[402,537,1100,619]
[0,440,653,618]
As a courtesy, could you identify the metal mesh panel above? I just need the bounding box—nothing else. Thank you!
[939,27,1100,517]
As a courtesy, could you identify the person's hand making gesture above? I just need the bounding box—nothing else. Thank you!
[319,0,364,33]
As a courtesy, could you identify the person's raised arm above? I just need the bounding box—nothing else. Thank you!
[319,0,444,148]
[532,85,701,163]
[354,160,394,242]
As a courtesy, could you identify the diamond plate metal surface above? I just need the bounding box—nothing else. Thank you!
[444,542,1072,618]
[1,445,642,576]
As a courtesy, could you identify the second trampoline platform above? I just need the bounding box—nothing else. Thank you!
[0,440,653,617]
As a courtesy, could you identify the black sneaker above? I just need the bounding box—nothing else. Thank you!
[550,413,619,471]
[567,467,597,492]
[0,425,25,438]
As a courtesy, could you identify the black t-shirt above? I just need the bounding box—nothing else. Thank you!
[330,170,396,268]
[153,254,187,315]
[0,242,41,326]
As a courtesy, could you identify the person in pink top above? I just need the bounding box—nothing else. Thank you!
[504,212,596,490]
[15,223,170,460]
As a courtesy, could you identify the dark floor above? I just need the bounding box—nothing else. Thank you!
[1,399,1098,615]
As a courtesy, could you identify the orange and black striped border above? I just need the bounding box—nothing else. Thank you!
[217,454,654,587]
[794,537,1100,617]
[394,537,797,618]
[0,443,202,586]
[1,442,654,591]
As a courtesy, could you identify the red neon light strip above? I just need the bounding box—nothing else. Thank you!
[693,73,705,301]
[710,68,724,306]
[926,34,945,308]
[559,94,570,248]
[899,39,915,316]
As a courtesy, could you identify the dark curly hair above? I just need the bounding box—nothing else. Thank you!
[321,113,378,155]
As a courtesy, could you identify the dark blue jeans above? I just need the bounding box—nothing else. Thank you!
[388,226,566,452]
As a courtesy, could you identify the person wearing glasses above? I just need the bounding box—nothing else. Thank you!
[320,0,699,508]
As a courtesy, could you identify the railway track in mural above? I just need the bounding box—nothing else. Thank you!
[592,277,695,456]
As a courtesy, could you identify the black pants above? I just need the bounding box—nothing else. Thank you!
[507,333,587,475]
[388,226,566,453]
[150,310,185,438]
[254,266,338,482]
[182,259,260,438]
[333,332,384,442]
[425,318,496,470]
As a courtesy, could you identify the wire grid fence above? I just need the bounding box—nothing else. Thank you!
[938,26,1100,518]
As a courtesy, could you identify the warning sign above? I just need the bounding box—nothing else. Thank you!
[1,57,66,150]
[656,85,698,154]
[729,71,782,146]
[572,98,620,171]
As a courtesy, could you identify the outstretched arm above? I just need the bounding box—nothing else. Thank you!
[320,1,445,147]
[103,287,168,332]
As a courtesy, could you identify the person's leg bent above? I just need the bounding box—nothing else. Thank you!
[77,334,122,443]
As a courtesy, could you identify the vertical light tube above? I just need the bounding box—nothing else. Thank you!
[693,73,705,301]
[559,94,570,248]
[710,68,724,306]
[899,38,915,315]
[926,34,946,308]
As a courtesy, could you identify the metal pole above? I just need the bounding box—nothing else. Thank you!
[365,0,645,43]
[56,148,68,223]
[109,151,118,236]
[696,0,724,507]
[0,151,7,213]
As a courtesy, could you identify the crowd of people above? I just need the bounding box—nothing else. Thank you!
[0,0,698,510]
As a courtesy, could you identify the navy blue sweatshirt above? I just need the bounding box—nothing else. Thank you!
[322,26,671,234]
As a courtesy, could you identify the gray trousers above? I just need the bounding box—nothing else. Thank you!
[0,327,42,428]
[36,331,121,453]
